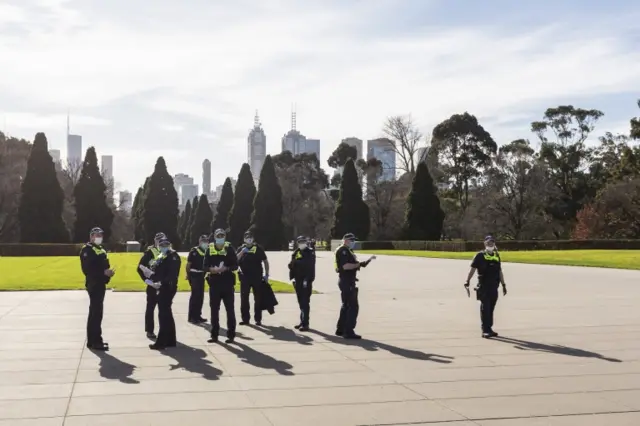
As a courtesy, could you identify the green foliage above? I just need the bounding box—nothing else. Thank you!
[228,163,256,246]
[331,159,370,239]
[72,147,114,242]
[178,199,192,243]
[141,157,180,248]
[187,195,198,242]
[327,142,358,169]
[188,194,213,247]
[631,99,640,140]
[212,177,233,232]
[403,162,444,240]
[132,179,148,242]
[18,133,69,243]
[251,155,285,250]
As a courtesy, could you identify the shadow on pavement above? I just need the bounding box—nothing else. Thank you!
[162,342,223,380]
[90,349,139,384]
[250,324,314,346]
[221,341,294,376]
[193,322,254,341]
[493,336,623,363]
[309,330,454,364]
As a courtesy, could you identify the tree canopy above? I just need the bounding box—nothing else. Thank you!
[251,155,286,249]
[212,177,234,232]
[228,163,256,246]
[332,159,370,239]
[141,157,180,247]
[188,194,213,247]
[403,161,444,240]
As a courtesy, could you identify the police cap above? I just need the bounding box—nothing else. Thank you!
[157,237,171,247]
[342,233,356,241]
[154,232,166,240]
[198,234,210,242]
[296,235,307,243]
[484,235,495,243]
[212,228,226,238]
[90,227,104,236]
[244,230,254,238]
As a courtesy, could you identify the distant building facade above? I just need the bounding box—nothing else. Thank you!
[367,138,396,181]
[101,155,113,180]
[202,159,211,195]
[248,112,266,181]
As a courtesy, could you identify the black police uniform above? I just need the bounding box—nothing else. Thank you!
[335,244,361,337]
[80,242,111,348]
[237,243,267,324]
[471,250,502,334]
[137,246,160,335]
[186,246,207,322]
[204,242,238,342]
[288,246,316,329]
[148,249,181,349]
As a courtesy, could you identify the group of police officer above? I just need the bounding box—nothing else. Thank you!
[80,227,507,351]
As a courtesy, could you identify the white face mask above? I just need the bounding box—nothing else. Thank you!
[485,245,496,253]
[298,243,307,250]
[93,237,103,245]
[244,238,254,245]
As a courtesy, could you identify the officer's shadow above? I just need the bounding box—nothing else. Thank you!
[193,322,254,341]
[492,336,622,363]
[221,341,294,376]
[90,349,139,384]
[309,330,454,364]
[161,343,223,380]
[250,324,314,346]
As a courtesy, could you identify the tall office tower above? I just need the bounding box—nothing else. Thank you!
[101,155,113,180]
[118,190,133,212]
[49,149,62,170]
[280,109,321,160]
[341,137,364,160]
[367,138,396,182]
[248,111,267,180]
[202,159,211,195]
[66,112,83,163]
[173,173,194,197]
[417,147,429,164]
[180,184,199,206]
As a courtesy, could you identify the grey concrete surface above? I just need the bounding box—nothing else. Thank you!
[1,251,639,425]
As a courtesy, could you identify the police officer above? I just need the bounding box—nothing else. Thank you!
[237,230,270,326]
[137,232,165,339]
[464,236,508,338]
[186,234,209,324]
[288,236,316,331]
[334,233,375,339]
[146,238,181,350]
[80,227,115,351]
[204,228,238,343]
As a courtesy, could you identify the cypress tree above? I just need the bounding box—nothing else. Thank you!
[19,132,69,243]
[72,147,114,242]
[212,177,234,232]
[188,194,213,247]
[141,157,180,247]
[187,195,199,239]
[403,161,445,240]
[132,179,148,242]
[331,159,370,240]
[178,199,192,243]
[251,155,285,250]
[228,163,256,246]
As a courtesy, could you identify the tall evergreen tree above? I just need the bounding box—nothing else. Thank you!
[141,157,180,247]
[228,163,256,246]
[178,199,192,243]
[187,195,199,240]
[19,132,69,243]
[189,194,213,247]
[212,177,234,232]
[403,161,445,240]
[72,147,114,242]
[251,155,285,250]
[132,179,149,242]
[331,159,370,239]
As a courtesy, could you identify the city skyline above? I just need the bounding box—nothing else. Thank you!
[1,1,639,193]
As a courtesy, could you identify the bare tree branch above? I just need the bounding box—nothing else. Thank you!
[382,115,424,175]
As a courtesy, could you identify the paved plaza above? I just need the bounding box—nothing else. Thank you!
[1,252,640,425]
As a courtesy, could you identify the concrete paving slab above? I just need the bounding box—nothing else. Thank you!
[0,251,639,425]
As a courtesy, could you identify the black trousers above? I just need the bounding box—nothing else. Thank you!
[188,273,206,321]
[145,285,158,333]
[240,275,262,323]
[156,283,177,347]
[209,280,236,339]
[294,278,313,327]
[479,289,499,332]
[86,281,106,345]
[336,279,359,335]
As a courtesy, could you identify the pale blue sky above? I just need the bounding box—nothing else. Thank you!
[1,0,639,194]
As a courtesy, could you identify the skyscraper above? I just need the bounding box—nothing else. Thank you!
[202,159,211,195]
[417,147,429,164]
[367,138,396,181]
[101,155,113,180]
[281,109,320,160]
[341,137,363,160]
[180,184,199,207]
[66,112,82,163]
[248,111,267,180]
[49,149,61,170]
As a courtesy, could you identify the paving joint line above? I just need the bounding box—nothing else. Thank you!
[61,337,86,426]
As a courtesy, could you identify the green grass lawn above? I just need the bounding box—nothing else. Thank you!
[0,253,295,292]
[359,250,640,270]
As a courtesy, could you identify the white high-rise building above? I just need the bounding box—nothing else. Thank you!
[341,137,363,160]
[173,173,194,197]
[49,149,61,170]
[101,155,113,180]
[248,111,266,181]
[180,184,199,206]
[281,111,320,160]
[67,134,82,163]
[367,138,396,182]
[202,159,211,196]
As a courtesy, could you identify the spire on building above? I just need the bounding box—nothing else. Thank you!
[254,110,260,128]
[66,108,70,137]
[291,103,297,131]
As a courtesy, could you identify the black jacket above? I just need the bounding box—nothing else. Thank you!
[137,246,161,282]
[204,242,238,285]
[288,247,316,282]
[149,250,181,289]
[259,279,279,314]
[80,243,111,285]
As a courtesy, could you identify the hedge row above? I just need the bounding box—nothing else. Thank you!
[0,243,129,257]
[359,239,640,252]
